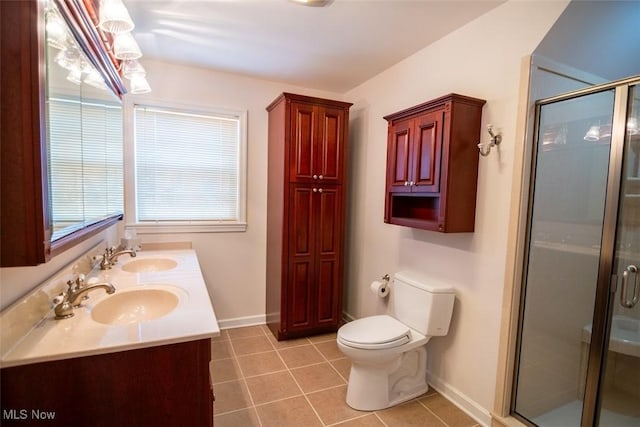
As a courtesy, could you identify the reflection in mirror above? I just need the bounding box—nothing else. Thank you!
[626,89,640,178]
[45,2,123,243]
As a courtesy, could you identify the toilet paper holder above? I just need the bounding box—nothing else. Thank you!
[380,274,390,292]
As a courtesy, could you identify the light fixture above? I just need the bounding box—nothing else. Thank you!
[113,32,142,60]
[48,0,151,94]
[84,68,108,90]
[584,124,600,142]
[66,67,82,85]
[45,8,67,49]
[54,47,80,70]
[130,74,151,94]
[122,59,146,79]
[98,0,135,33]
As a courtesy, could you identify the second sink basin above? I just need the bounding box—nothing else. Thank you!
[91,287,182,325]
[121,258,178,273]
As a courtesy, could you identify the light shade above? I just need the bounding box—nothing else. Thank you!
[46,9,68,49]
[122,59,146,79]
[114,32,142,60]
[85,69,107,90]
[55,48,80,70]
[99,0,134,33]
[584,125,600,142]
[130,75,151,94]
[66,68,82,85]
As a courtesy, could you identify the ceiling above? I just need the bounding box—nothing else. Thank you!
[125,0,504,93]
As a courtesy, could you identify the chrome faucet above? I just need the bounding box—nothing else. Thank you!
[54,278,116,319]
[99,246,137,270]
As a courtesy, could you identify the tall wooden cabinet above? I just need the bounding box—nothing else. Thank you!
[384,94,485,232]
[266,93,352,340]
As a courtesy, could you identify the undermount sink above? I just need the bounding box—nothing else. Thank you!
[121,258,178,273]
[91,288,181,325]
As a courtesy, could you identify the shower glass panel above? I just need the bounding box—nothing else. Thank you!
[514,89,616,425]
[598,85,640,425]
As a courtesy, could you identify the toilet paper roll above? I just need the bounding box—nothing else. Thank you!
[370,280,389,298]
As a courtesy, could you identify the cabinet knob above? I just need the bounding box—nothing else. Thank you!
[318,188,323,193]
[313,175,318,180]
[404,181,409,186]
[313,188,318,192]
[318,175,323,180]
[409,181,415,186]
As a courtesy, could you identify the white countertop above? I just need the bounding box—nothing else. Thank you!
[0,249,219,368]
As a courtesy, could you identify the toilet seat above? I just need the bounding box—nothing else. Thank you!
[338,315,411,350]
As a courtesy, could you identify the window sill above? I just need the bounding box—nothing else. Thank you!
[127,222,247,234]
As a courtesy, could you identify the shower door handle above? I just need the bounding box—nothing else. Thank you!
[620,265,640,308]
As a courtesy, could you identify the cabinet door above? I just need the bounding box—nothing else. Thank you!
[287,184,343,331]
[314,185,343,327]
[287,185,315,331]
[411,110,443,193]
[290,102,316,182]
[315,106,347,183]
[387,118,413,193]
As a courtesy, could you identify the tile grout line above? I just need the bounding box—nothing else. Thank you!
[323,412,376,427]
[220,327,473,427]
[225,331,265,427]
[415,395,453,427]
[268,335,327,426]
[309,337,353,386]
[374,411,390,427]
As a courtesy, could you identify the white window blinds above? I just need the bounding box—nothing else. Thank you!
[132,105,246,229]
[48,97,123,232]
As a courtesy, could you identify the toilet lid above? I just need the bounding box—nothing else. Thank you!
[338,315,411,350]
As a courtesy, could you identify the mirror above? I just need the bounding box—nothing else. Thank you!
[45,2,123,244]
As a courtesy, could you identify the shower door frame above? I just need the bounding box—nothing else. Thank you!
[511,75,640,427]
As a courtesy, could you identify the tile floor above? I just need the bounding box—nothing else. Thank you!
[211,325,480,427]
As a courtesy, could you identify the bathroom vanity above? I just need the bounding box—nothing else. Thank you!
[0,249,219,427]
[1,340,212,427]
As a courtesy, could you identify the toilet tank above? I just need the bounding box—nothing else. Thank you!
[392,272,455,337]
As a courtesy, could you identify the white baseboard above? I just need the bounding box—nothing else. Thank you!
[218,314,266,330]
[342,311,355,323]
[426,372,492,427]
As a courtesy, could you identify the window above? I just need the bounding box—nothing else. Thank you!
[129,104,247,232]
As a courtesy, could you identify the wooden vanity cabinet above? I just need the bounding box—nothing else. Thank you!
[266,93,352,340]
[384,94,485,232]
[0,339,213,427]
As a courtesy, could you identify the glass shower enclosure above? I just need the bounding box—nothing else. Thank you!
[513,77,640,426]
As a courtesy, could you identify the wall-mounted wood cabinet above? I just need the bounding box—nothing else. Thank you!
[384,94,485,232]
[266,93,352,340]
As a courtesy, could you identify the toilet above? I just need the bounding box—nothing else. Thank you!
[337,272,455,411]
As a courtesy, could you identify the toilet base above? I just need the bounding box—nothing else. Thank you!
[345,346,428,411]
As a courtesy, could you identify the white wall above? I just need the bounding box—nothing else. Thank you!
[342,1,568,421]
[122,61,344,325]
[0,62,342,321]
